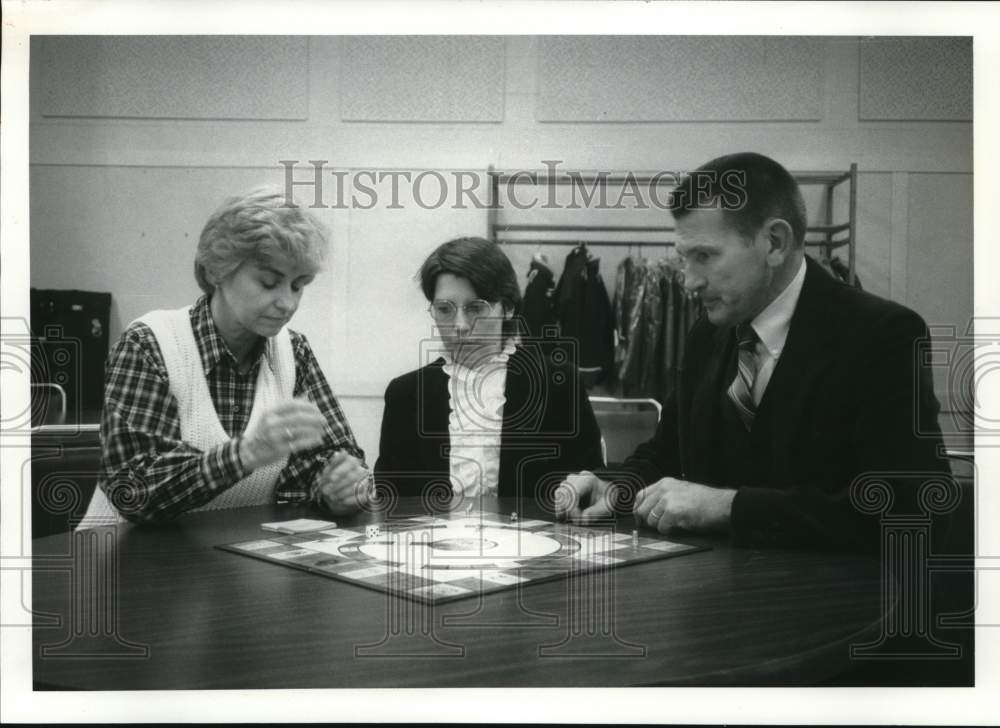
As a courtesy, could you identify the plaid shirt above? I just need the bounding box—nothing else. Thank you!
[99,295,363,522]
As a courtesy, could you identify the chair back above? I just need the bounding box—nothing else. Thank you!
[589,397,661,467]
[31,382,67,426]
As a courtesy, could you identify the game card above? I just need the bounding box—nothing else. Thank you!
[480,570,527,586]
[409,583,473,599]
[261,518,338,534]
[269,549,320,561]
[294,539,348,556]
[235,539,285,551]
[341,565,390,580]
[643,540,693,552]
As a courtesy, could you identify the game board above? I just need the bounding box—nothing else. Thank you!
[217,511,708,604]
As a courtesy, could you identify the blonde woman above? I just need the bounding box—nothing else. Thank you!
[81,188,369,526]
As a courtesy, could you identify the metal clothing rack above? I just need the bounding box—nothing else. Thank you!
[487,164,858,285]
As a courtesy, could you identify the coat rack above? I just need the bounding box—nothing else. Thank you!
[487,165,858,284]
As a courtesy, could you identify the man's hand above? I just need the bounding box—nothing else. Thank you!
[314,451,372,516]
[634,478,736,535]
[554,470,614,523]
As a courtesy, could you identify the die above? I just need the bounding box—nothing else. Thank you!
[365,525,380,539]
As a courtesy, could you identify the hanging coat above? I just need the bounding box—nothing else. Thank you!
[616,256,648,396]
[521,258,558,338]
[636,261,666,399]
[612,257,636,387]
[659,262,701,404]
[555,246,615,387]
[613,254,703,403]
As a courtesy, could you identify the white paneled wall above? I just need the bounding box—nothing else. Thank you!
[859,37,973,121]
[537,36,823,121]
[340,37,506,122]
[35,36,310,120]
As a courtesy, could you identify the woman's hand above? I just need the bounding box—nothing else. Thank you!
[314,451,372,515]
[239,398,326,472]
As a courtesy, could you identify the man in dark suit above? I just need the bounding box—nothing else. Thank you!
[558,152,949,550]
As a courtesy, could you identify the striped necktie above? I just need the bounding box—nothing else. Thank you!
[727,324,760,431]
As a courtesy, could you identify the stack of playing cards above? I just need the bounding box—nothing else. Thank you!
[261,518,337,535]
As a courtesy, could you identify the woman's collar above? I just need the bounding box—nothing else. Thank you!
[442,339,518,372]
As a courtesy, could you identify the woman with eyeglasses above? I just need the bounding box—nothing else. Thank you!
[374,237,603,511]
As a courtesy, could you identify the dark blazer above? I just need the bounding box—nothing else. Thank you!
[620,255,949,551]
[375,344,604,506]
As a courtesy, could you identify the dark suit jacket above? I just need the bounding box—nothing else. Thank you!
[620,256,949,551]
[375,344,604,506]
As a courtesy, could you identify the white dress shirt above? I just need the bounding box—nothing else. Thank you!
[747,258,807,405]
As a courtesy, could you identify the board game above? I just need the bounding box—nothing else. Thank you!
[217,511,707,604]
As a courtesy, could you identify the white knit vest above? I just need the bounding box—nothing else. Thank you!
[78,306,295,528]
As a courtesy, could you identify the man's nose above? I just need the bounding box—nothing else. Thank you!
[682,269,704,293]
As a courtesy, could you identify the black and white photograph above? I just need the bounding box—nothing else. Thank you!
[1,1,996,724]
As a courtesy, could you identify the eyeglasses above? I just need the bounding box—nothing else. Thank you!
[428,299,497,322]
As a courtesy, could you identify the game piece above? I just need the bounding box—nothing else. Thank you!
[631,529,639,548]
[509,512,518,523]
[365,525,381,539]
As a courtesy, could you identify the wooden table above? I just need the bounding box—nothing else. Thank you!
[32,500,892,688]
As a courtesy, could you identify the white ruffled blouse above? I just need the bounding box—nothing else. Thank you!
[442,342,516,501]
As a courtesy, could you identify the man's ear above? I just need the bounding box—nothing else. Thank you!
[761,217,794,267]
